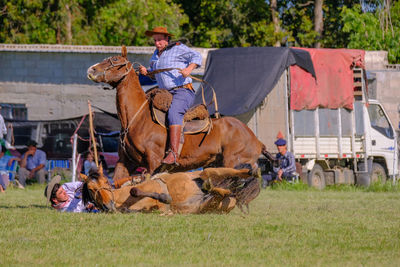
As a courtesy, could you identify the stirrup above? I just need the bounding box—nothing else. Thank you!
[162,149,179,165]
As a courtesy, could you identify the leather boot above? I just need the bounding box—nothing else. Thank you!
[162,125,181,165]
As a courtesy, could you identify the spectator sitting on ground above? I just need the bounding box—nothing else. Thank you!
[44,175,96,212]
[18,140,47,187]
[83,151,97,176]
[0,145,20,192]
[262,138,296,188]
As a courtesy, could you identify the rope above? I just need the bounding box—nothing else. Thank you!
[119,99,149,163]
[70,114,90,144]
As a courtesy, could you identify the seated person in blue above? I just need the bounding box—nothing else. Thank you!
[83,151,97,176]
[262,138,296,187]
[0,145,19,192]
[18,140,47,187]
[44,175,96,212]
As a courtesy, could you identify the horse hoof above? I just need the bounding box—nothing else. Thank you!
[130,187,139,197]
[159,193,172,204]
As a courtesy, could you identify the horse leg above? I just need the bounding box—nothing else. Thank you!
[199,167,253,197]
[218,197,237,213]
[130,187,172,204]
[127,197,166,212]
[113,161,131,180]
[199,167,252,183]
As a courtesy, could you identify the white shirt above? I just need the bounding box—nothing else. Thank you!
[0,114,6,139]
[52,182,87,213]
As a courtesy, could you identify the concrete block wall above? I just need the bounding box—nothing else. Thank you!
[373,70,400,130]
[0,45,213,121]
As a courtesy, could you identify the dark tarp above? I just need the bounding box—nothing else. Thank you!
[194,47,315,116]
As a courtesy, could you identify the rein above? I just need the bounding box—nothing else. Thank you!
[103,57,134,83]
[93,186,116,211]
[119,99,148,162]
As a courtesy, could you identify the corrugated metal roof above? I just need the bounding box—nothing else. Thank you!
[0,44,155,54]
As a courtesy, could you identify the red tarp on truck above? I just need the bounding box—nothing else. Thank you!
[290,48,365,110]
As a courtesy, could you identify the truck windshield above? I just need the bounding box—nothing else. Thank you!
[367,104,394,139]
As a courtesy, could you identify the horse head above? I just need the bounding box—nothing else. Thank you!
[82,167,116,212]
[87,45,133,85]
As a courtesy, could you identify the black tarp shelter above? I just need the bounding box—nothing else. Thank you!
[194,47,315,116]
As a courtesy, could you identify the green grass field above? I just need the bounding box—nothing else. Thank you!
[1,182,400,266]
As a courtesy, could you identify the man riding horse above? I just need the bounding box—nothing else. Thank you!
[139,26,202,165]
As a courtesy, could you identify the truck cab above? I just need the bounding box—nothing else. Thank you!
[362,99,398,183]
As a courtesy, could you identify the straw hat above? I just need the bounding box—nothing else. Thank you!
[44,175,61,203]
[145,26,174,37]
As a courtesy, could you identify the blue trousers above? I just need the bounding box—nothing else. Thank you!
[262,172,295,183]
[167,88,195,125]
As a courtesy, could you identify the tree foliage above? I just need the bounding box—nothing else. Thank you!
[172,0,285,48]
[1,0,400,63]
[0,0,186,45]
[341,2,400,63]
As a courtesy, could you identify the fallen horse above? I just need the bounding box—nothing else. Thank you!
[82,166,260,214]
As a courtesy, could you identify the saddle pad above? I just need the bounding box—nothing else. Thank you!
[152,108,211,134]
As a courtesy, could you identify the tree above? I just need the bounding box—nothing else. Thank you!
[279,0,370,48]
[172,0,285,48]
[313,0,323,48]
[341,1,400,63]
[0,0,186,45]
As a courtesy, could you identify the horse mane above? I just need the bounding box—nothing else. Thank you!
[81,170,102,205]
[82,182,92,205]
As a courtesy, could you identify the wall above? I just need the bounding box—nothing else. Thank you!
[0,44,212,120]
[372,70,400,130]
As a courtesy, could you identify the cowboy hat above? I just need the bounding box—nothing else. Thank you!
[145,26,174,37]
[44,175,61,203]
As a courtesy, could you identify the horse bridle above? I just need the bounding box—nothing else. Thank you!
[92,185,116,212]
[102,57,134,83]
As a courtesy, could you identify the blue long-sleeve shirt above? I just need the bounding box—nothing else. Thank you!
[148,43,202,90]
[273,151,296,174]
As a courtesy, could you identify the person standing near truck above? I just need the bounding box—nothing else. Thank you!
[262,138,296,188]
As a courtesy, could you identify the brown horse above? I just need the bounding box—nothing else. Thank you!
[87,46,272,179]
[81,167,260,214]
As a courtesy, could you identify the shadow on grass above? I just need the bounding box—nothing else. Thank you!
[0,204,48,209]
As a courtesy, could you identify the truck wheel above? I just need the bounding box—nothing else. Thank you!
[308,164,326,189]
[370,163,387,184]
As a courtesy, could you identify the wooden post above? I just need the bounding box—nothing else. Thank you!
[88,100,99,167]
[71,133,78,182]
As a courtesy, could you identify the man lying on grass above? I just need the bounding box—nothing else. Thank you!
[44,175,97,213]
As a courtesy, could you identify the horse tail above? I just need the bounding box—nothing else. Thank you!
[130,187,172,204]
[261,144,276,162]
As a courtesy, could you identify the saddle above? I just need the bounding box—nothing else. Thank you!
[146,88,212,134]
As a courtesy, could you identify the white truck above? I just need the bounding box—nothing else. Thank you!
[289,68,398,188]
[239,59,398,188]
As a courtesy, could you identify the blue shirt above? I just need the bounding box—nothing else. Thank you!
[24,149,46,171]
[0,155,13,171]
[149,43,202,90]
[273,151,296,174]
[84,160,97,176]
